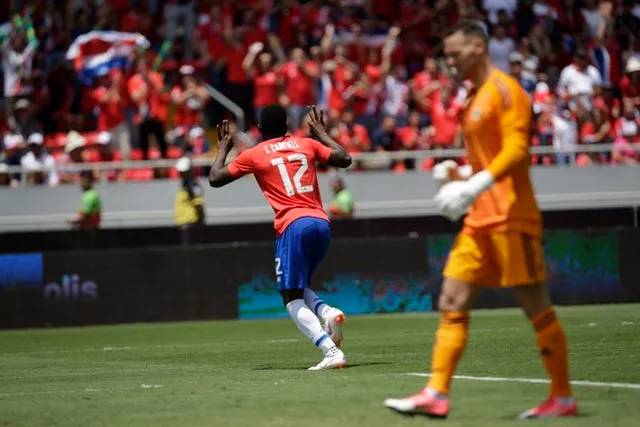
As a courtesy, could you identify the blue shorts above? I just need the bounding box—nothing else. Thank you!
[275,217,331,291]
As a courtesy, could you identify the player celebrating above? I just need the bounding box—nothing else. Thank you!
[209,105,352,370]
[384,21,577,419]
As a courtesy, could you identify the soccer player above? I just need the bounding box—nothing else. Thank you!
[384,21,577,419]
[208,105,352,370]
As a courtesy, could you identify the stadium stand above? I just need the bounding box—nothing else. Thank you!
[1,0,639,188]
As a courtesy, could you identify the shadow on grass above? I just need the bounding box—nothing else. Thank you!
[252,361,394,370]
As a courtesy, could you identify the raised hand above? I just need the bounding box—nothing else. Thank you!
[217,120,234,152]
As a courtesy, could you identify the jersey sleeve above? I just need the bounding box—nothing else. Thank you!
[227,148,254,178]
[486,80,531,180]
[306,138,332,164]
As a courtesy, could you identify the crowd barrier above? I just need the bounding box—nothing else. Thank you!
[2,143,640,176]
[0,227,638,329]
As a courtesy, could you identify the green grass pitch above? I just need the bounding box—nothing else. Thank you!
[0,304,639,427]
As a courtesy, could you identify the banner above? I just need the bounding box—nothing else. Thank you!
[239,237,432,319]
[0,228,636,329]
[239,229,629,319]
[0,247,238,328]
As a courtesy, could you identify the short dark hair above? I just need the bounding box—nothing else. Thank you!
[447,20,489,45]
[260,105,288,137]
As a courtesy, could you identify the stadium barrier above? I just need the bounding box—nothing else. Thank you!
[0,207,636,253]
[1,228,638,329]
[2,143,639,176]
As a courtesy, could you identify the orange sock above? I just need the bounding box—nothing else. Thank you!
[532,308,572,397]
[427,312,469,395]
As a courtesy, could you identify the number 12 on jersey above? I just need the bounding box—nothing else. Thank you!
[271,154,314,196]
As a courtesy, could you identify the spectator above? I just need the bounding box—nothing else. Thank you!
[171,65,209,140]
[412,57,449,125]
[580,107,613,165]
[509,37,539,85]
[182,127,212,158]
[12,98,41,139]
[380,27,409,126]
[611,135,638,165]
[484,0,517,25]
[620,57,640,108]
[243,43,281,125]
[557,47,602,108]
[1,26,37,127]
[67,170,101,230]
[20,133,58,186]
[428,84,463,150]
[280,47,320,131]
[128,57,168,160]
[509,57,536,94]
[552,108,579,166]
[59,130,85,184]
[336,107,371,155]
[614,100,640,143]
[529,23,555,72]
[92,67,131,160]
[371,113,397,147]
[328,174,354,220]
[489,24,516,73]
[222,28,253,129]
[581,0,603,37]
[0,163,10,187]
[1,134,25,187]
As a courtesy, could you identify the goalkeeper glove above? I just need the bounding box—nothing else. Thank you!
[434,170,495,221]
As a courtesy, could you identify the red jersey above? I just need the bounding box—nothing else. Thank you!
[228,136,332,236]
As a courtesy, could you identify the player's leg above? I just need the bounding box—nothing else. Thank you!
[385,232,489,418]
[301,219,346,347]
[276,219,345,370]
[496,232,576,419]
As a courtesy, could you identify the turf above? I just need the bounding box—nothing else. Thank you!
[0,304,639,427]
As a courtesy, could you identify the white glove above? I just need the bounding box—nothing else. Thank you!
[434,170,495,221]
[432,160,459,186]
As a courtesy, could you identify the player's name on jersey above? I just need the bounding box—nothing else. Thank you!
[264,139,301,153]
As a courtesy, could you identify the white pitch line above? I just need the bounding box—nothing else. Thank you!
[405,373,640,390]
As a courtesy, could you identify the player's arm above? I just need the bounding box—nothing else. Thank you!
[459,81,531,196]
[484,82,531,181]
[208,120,252,188]
[307,106,352,168]
[434,81,531,221]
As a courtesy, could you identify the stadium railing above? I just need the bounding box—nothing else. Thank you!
[2,143,638,178]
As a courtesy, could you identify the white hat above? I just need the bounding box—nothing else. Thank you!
[535,82,549,94]
[175,157,192,172]
[28,133,44,145]
[626,57,640,73]
[4,134,24,150]
[188,127,204,139]
[180,65,195,75]
[15,99,31,110]
[97,131,112,145]
[65,131,85,153]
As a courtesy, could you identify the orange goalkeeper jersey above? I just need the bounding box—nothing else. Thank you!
[461,69,542,237]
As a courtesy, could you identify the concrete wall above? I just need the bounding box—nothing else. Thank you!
[1,167,639,231]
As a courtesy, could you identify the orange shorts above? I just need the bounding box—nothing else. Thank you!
[443,230,546,288]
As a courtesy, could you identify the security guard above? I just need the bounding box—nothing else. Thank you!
[174,157,205,237]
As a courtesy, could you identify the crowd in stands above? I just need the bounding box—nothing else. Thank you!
[1,0,640,187]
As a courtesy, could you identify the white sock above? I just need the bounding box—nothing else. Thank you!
[303,288,332,319]
[286,299,338,355]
